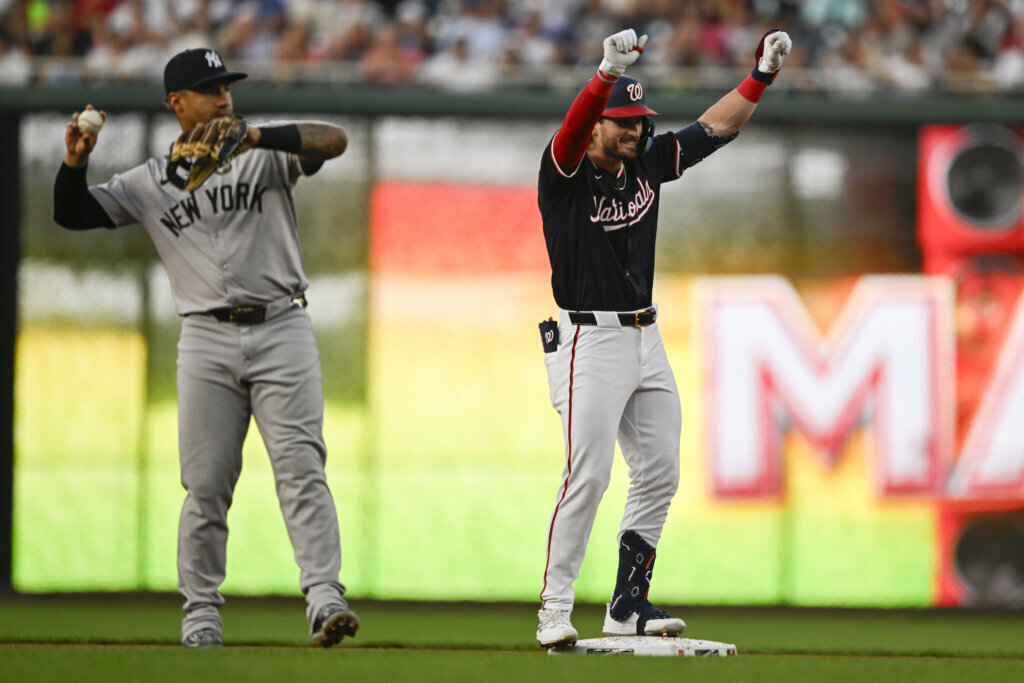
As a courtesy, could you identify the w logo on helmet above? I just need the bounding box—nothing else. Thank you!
[602,76,658,118]
[205,51,223,69]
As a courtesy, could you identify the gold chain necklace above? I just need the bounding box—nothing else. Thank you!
[613,165,626,191]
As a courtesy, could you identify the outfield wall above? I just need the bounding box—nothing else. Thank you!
[11,107,1024,607]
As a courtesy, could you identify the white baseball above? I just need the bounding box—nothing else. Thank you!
[77,109,104,136]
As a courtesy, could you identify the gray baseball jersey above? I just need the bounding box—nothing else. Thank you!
[90,139,307,313]
[89,136,348,639]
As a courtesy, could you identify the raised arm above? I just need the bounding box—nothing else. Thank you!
[698,30,792,138]
[551,29,647,171]
[63,105,106,168]
[55,105,115,230]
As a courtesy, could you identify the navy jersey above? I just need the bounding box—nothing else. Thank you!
[539,131,684,312]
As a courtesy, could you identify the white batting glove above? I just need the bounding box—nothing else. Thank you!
[757,30,792,74]
[599,29,648,81]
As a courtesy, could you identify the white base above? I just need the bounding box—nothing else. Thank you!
[549,635,737,657]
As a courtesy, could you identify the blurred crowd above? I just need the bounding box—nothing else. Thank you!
[2,0,1024,95]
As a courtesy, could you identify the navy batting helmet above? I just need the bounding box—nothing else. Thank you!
[602,76,659,118]
[601,76,658,153]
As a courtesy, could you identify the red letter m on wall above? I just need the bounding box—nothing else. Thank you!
[700,276,954,498]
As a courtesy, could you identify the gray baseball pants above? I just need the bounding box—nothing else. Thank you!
[175,305,346,638]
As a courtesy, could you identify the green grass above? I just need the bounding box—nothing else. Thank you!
[4,649,1023,683]
[1,595,1023,682]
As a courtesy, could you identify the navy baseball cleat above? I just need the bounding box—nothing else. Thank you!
[603,531,685,636]
[182,627,224,648]
[312,603,360,647]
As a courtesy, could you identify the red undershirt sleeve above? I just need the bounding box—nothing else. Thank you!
[550,73,615,174]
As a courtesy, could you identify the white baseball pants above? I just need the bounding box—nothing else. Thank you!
[540,308,681,610]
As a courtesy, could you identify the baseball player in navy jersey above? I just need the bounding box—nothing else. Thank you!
[53,48,358,648]
[536,28,792,648]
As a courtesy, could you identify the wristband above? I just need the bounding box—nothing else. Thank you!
[258,125,302,154]
[751,64,778,85]
[737,72,769,103]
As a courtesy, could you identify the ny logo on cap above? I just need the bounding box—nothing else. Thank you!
[205,51,223,69]
[626,82,643,102]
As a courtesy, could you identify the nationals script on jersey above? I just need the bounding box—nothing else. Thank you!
[538,131,684,312]
[88,133,309,316]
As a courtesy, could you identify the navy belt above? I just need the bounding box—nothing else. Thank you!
[569,308,657,328]
[206,294,307,325]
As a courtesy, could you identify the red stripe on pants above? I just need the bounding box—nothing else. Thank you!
[540,324,582,606]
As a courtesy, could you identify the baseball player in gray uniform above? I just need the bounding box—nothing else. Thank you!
[536,29,791,647]
[53,48,358,648]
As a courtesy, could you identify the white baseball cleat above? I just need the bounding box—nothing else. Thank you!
[602,602,686,637]
[536,608,578,649]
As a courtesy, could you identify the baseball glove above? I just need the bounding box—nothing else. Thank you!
[170,115,250,192]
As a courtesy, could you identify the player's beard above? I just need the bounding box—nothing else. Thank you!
[600,134,640,162]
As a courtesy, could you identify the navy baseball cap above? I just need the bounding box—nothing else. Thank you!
[602,76,659,118]
[164,48,247,95]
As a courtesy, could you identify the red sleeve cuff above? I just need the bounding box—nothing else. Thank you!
[737,74,768,103]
